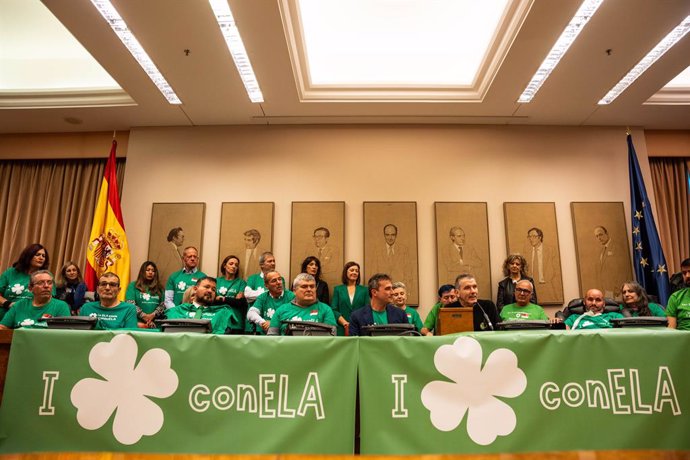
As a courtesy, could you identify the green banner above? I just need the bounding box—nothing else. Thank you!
[0,330,358,454]
[358,329,690,454]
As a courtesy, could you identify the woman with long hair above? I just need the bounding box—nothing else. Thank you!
[496,254,537,310]
[620,281,665,317]
[331,261,369,336]
[300,256,329,304]
[0,243,50,319]
[55,261,87,315]
[217,255,247,334]
[125,261,165,328]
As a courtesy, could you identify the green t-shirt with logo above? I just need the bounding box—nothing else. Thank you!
[0,267,32,304]
[372,309,389,325]
[166,303,233,334]
[403,306,424,330]
[620,302,666,318]
[0,297,70,329]
[666,288,690,331]
[79,301,138,330]
[216,277,247,300]
[248,290,296,334]
[565,311,625,330]
[166,270,206,306]
[125,282,162,314]
[269,301,337,335]
[500,302,549,321]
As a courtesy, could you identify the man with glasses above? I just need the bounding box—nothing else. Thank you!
[80,272,137,329]
[0,270,70,329]
[499,279,550,321]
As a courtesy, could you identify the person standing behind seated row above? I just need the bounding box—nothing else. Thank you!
[126,261,165,328]
[0,243,51,320]
[331,261,368,336]
[165,247,206,309]
[452,274,500,331]
[216,255,248,334]
[496,254,537,311]
[268,273,336,335]
[167,277,235,334]
[422,284,458,336]
[55,261,87,315]
[349,273,408,336]
[0,270,70,329]
[565,288,624,330]
[301,256,329,305]
[246,270,295,334]
[500,280,550,322]
[667,261,690,330]
[391,281,423,332]
[80,272,137,329]
[620,281,665,317]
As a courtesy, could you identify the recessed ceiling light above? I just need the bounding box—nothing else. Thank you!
[89,0,182,104]
[599,15,690,105]
[208,0,264,103]
[518,0,604,103]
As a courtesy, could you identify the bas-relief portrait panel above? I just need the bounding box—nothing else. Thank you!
[571,202,632,299]
[364,202,419,306]
[434,202,491,296]
[218,203,274,279]
[148,203,205,285]
[290,202,345,294]
[504,202,564,306]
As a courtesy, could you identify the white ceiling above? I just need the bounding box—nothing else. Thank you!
[1,0,690,133]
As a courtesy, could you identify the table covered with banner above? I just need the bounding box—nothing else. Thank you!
[0,328,689,454]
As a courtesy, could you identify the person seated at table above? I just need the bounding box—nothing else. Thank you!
[246,271,295,334]
[391,281,423,333]
[496,254,537,311]
[451,274,500,331]
[126,261,165,328]
[500,280,551,322]
[331,261,369,336]
[80,273,137,330]
[667,261,690,330]
[0,243,51,320]
[349,273,409,336]
[166,277,235,334]
[422,284,458,336]
[565,288,624,330]
[0,270,70,329]
[620,281,665,317]
[268,273,336,335]
[55,261,87,315]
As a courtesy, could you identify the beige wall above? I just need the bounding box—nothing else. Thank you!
[121,125,654,317]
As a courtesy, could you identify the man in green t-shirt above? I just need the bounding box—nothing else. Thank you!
[0,270,70,329]
[565,288,624,330]
[667,261,690,331]
[244,252,280,306]
[246,270,294,334]
[268,273,336,335]
[164,246,206,309]
[422,284,458,336]
[391,281,423,332]
[166,277,234,334]
[80,272,137,329]
[500,279,553,322]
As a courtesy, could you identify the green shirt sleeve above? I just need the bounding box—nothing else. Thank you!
[123,304,138,328]
[411,308,424,330]
[321,303,336,326]
[424,303,441,330]
[125,282,137,302]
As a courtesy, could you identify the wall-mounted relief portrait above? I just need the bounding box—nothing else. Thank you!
[364,202,419,306]
[148,203,205,285]
[504,202,564,306]
[571,202,632,300]
[218,203,274,279]
[290,202,345,297]
[434,202,491,296]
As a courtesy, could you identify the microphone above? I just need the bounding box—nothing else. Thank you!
[474,301,494,331]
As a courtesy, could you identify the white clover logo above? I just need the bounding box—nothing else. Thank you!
[421,337,526,446]
[70,334,178,445]
[266,307,275,319]
[11,284,24,295]
[142,293,151,301]
[177,281,186,290]
[19,318,34,327]
[218,286,228,295]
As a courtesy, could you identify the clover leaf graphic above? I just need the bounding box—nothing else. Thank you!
[266,308,275,319]
[218,286,228,295]
[421,336,526,446]
[70,334,178,445]
[10,284,24,295]
[142,293,151,301]
[177,281,186,290]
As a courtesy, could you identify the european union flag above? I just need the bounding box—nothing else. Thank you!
[628,134,671,304]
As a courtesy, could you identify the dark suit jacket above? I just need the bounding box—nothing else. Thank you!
[349,304,409,336]
[496,276,537,310]
[446,299,500,331]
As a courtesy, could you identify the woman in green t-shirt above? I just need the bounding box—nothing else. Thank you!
[0,244,50,318]
[620,281,666,317]
[126,261,165,328]
[216,255,248,333]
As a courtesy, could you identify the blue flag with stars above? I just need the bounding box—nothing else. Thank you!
[628,134,670,304]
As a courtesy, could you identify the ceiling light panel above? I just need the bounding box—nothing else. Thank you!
[89,0,182,104]
[208,0,264,103]
[600,15,690,105]
[518,0,604,103]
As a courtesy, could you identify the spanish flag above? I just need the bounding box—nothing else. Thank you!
[85,140,130,300]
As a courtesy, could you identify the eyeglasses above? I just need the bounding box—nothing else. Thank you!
[98,282,120,288]
[33,280,53,287]
[515,288,532,294]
